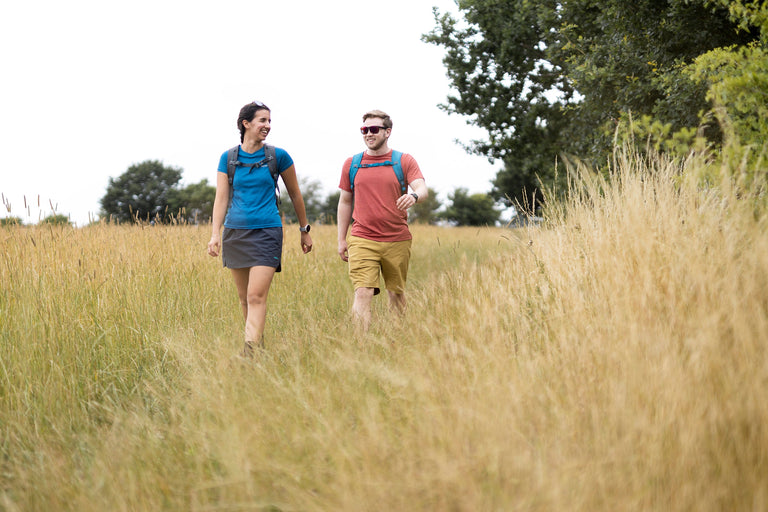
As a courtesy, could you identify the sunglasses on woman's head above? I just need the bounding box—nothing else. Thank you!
[360,126,387,135]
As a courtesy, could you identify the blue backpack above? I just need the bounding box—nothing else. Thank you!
[349,150,407,196]
[226,144,280,208]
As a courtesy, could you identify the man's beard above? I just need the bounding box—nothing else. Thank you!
[367,139,386,151]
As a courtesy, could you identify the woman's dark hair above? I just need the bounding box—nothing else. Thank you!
[237,101,271,143]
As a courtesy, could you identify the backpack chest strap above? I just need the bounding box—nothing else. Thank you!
[232,156,274,171]
[359,161,395,168]
[349,151,406,194]
[226,145,281,209]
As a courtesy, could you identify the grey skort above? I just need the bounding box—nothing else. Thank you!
[222,227,283,272]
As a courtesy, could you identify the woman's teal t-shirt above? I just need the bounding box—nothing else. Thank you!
[218,145,293,229]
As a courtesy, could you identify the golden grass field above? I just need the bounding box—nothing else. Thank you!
[1,149,767,511]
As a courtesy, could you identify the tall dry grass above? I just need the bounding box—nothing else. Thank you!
[1,147,766,511]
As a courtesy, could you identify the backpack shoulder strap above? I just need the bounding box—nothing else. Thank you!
[263,144,281,208]
[349,152,365,191]
[226,145,281,208]
[263,144,279,184]
[227,146,240,187]
[349,151,407,194]
[226,146,240,205]
[390,150,406,194]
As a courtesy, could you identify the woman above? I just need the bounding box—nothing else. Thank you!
[208,101,313,356]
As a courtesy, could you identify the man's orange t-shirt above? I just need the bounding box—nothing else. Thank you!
[338,150,424,242]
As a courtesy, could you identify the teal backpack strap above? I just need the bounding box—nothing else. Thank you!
[349,152,365,192]
[349,151,406,194]
[390,150,406,194]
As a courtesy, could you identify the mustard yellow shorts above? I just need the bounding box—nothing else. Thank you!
[347,236,412,295]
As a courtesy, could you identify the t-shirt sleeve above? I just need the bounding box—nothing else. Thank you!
[338,157,353,192]
[275,147,294,173]
[402,153,424,185]
[217,151,229,174]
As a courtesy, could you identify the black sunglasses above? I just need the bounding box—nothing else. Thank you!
[360,125,388,135]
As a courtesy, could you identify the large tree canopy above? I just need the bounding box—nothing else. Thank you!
[424,0,761,208]
[424,0,572,209]
[100,160,183,223]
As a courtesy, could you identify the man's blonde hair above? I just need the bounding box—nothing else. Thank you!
[362,110,393,129]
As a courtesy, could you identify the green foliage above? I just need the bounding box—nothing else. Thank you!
[0,216,23,227]
[613,114,704,158]
[167,179,216,224]
[441,187,500,226]
[320,190,341,225]
[40,214,71,226]
[710,0,768,36]
[279,177,330,224]
[684,42,768,193]
[612,1,768,192]
[423,1,571,208]
[409,187,442,225]
[100,160,183,223]
[424,0,761,202]
[559,0,748,150]
[687,43,768,148]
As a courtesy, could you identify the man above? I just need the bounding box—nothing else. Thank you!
[337,110,428,331]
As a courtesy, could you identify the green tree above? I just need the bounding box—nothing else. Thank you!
[424,0,759,203]
[559,0,756,154]
[319,190,341,225]
[279,177,327,224]
[441,188,500,226]
[101,160,183,223]
[40,214,71,226]
[684,1,768,182]
[167,179,216,224]
[409,187,442,224]
[0,216,23,226]
[423,1,571,208]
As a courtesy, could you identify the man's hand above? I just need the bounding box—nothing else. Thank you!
[338,239,349,262]
[396,193,417,211]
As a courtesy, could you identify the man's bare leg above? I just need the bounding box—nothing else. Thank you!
[352,287,375,332]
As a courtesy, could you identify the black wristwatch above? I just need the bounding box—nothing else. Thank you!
[410,192,419,202]
[300,224,311,233]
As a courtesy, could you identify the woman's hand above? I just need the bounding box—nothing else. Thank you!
[207,234,221,257]
[301,232,313,254]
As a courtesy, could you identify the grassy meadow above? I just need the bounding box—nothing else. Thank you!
[1,149,767,511]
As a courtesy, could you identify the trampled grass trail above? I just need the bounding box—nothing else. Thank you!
[1,148,766,510]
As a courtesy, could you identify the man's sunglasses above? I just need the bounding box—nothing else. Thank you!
[360,126,388,135]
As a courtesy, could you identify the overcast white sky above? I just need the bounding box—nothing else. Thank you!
[0,0,500,226]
